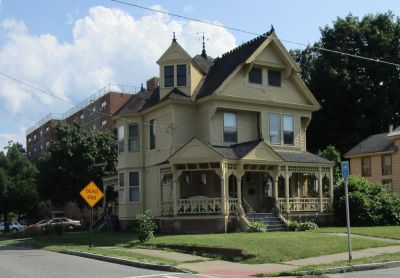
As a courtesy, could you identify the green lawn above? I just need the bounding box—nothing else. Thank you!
[316,226,400,240]
[147,231,397,264]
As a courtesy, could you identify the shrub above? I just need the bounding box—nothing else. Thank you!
[298,221,318,231]
[247,221,267,232]
[287,221,300,231]
[334,176,400,226]
[136,210,157,242]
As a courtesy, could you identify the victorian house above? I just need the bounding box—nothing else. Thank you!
[107,28,334,232]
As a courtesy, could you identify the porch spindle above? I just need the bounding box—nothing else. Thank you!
[220,174,226,215]
[172,177,178,216]
[329,167,334,210]
[285,166,290,213]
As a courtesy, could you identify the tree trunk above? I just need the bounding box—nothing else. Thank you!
[4,212,9,233]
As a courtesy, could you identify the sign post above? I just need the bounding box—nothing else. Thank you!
[341,161,352,261]
[80,181,104,248]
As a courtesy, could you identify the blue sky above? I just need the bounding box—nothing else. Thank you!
[0,0,399,150]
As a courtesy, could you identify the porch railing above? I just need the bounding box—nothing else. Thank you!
[276,198,330,212]
[161,198,239,216]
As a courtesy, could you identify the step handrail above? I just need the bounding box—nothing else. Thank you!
[242,198,256,220]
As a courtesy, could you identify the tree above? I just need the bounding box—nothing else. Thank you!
[318,145,341,184]
[37,122,117,206]
[291,12,400,153]
[0,142,38,232]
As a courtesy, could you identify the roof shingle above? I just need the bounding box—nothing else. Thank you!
[344,132,396,157]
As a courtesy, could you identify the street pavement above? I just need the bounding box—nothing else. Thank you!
[327,267,400,277]
[0,246,209,278]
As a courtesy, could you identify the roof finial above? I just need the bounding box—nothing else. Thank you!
[270,24,275,34]
[172,32,176,42]
[196,32,209,59]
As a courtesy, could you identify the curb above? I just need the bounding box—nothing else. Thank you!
[60,250,188,273]
[297,260,400,276]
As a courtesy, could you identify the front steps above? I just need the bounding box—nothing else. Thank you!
[248,212,287,231]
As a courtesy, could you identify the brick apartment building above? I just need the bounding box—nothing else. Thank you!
[26,81,159,161]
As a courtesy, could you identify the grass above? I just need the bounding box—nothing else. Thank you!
[315,226,400,240]
[281,252,400,276]
[147,231,397,264]
[0,232,178,266]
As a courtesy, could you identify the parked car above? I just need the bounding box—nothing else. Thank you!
[0,221,25,232]
[45,217,81,231]
[27,220,49,231]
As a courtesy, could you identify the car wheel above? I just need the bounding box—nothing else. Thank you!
[11,228,17,232]
[67,225,74,231]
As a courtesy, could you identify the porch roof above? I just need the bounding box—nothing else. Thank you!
[276,151,332,164]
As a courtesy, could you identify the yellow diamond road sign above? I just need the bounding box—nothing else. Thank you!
[80,181,104,207]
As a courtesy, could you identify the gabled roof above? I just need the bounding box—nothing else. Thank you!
[113,88,154,115]
[192,55,214,74]
[344,132,396,157]
[195,30,273,99]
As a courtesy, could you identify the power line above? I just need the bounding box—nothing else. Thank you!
[110,0,400,68]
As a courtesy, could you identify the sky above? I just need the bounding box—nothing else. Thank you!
[0,0,399,150]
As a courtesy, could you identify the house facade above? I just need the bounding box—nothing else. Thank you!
[111,29,334,233]
[344,126,400,195]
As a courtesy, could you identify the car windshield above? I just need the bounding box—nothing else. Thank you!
[37,220,47,224]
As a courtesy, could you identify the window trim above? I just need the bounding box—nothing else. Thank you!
[362,157,371,177]
[381,154,392,176]
[223,112,238,144]
[176,64,187,86]
[269,113,295,146]
[128,172,140,203]
[128,122,140,153]
[164,65,174,87]
[149,119,156,150]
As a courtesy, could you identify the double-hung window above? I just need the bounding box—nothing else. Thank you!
[149,119,156,150]
[118,173,125,203]
[177,64,187,86]
[283,115,294,145]
[164,65,174,87]
[223,112,237,143]
[129,172,140,202]
[269,113,281,145]
[382,155,392,175]
[362,157,371,177]
[128,123,140,152]
[118,125,124,153]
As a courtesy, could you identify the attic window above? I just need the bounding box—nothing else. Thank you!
[177,64,187,86]
[268,69,281,87]
[249,67,262,84]
[164,65,174,87]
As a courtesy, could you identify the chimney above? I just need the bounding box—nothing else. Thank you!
[389,125,394,133]
[146,77,160,91]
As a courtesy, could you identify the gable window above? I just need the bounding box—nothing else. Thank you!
[102,120,107,127]
[128,123,140,152]
[268,69,282,87]
[118,173,125,203]
[164,65,174,87]
[362,157,371,177]
[129,172,140,202]
[283,115,294,145]
[177,64,187,86]
[382,155,392,175]
[149,119,156,150]
[249,67,262,84]
[118,125,125,153]
[382,179,392,192]
[269,113,281,145]
[223,112,237,143]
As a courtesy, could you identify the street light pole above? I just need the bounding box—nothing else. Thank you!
[344,178,352,261]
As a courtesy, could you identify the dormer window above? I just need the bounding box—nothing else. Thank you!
[223,112,237,143]
[177,64,187,86]
[164,65,174,87]
[249,67,262,84]
[268,69,282,87]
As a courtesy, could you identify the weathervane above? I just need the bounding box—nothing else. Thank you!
[196,32,210,58]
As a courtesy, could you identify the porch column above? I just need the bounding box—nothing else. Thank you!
[329,167,334,210]
[318,167,323,212]
[216,168,227,215]
[273,175,278,200]
[285,165,290,213]
[236,171,244,207]
[172,170,181,216]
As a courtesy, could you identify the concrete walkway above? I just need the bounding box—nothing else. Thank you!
[100,235,400,276]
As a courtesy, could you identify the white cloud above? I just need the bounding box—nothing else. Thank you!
[0,5,237,150]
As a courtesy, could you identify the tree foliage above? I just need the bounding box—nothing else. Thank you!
[333,175,400,226]
[0,142,38,231]
[291,12,400,153]
[318,145,341,184]
[37,122,117,206]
